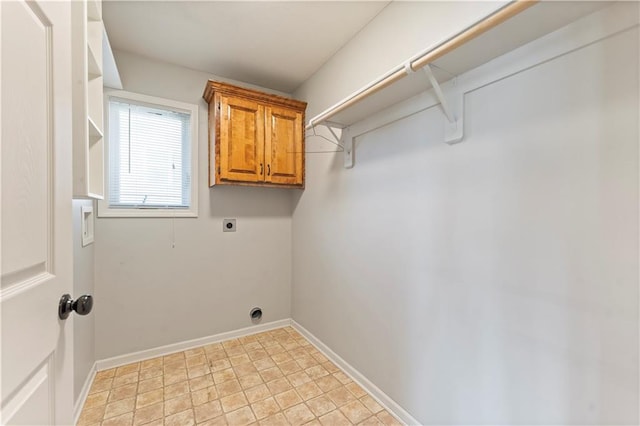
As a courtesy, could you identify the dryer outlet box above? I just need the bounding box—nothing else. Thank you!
[223,219,236,232]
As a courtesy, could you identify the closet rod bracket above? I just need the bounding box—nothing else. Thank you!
[342,127,354,168]
[423,65,464,144]
[323,120,347,129]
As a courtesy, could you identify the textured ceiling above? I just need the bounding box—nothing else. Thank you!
[103,1,390,93]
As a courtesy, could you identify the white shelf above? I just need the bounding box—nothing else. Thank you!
[309,1,608,129]
[87,46,101,79]
[73,0,111,200]
[102,28,123,89]
[87,76,103,131]
[88,135,104,200]
[88,116,103,142]
[87,21,103,77]
[86,0,101,21]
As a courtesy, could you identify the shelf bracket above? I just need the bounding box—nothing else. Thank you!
[423,65,464,144]
[342,127,354,168]
[325,125,342,148]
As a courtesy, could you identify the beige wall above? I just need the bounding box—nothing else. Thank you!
[94,51,294,360]
[292,3,639,424]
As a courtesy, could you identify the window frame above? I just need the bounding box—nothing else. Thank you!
[98,90,199,218]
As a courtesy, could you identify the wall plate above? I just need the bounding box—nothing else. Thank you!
[81,205,94,246]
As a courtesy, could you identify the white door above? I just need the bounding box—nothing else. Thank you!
[1,1,74,424]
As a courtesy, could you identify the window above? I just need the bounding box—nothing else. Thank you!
[98,91,198,217]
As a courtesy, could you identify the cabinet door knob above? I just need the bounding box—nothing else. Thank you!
[260,163,263,175]
[267,164,271,176]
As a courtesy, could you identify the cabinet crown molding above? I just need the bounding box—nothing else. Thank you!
[203,80,307,112]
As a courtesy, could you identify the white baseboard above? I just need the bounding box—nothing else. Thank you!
[291,320,420,426]
[95,319,291,371]
[73,362,97,426]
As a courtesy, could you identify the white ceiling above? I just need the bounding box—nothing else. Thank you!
[103,1,390,93]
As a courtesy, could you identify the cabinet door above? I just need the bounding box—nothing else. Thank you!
[264,106,303,186]
[219,95,265,183]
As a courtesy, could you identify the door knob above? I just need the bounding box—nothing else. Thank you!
[59,294,93,320]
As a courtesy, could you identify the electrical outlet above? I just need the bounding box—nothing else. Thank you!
[223,219,236,232]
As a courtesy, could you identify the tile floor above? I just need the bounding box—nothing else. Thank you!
[78,326,403,426]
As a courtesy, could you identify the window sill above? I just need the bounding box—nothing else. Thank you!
[97,204,198,218]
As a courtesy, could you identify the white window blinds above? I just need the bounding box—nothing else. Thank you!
[108,99,192,209]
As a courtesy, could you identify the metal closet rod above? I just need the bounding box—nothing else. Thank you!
[305,0,537,130]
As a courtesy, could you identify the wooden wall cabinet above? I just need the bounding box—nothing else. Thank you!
[203,81,307,188]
